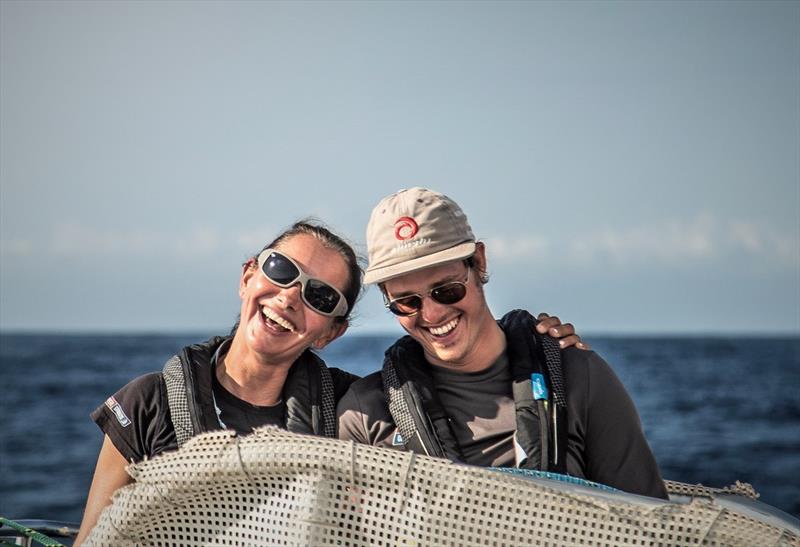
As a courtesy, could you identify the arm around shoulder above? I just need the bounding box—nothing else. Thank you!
[74,435,133,545]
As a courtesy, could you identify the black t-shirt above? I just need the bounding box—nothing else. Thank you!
[211,372,286,433]
[92,344,287,463]
[91,372,179,463]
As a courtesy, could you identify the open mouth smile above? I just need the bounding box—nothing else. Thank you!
[426,316,460,337]
[261,306,297,333]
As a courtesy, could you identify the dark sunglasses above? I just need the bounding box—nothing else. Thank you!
[384,268,471,317]
[257,249,348,318]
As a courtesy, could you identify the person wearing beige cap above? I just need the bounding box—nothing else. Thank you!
[337,187,668,499]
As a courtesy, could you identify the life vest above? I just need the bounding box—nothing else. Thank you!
[162,336,337,446]
[381,309,568,472]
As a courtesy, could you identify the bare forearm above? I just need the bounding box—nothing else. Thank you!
[74,436,133,545]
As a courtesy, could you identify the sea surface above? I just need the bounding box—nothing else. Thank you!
[1,333,798,524]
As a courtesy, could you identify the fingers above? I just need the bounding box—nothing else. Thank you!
[548,323,591,349]
[556,334,591,351]
[550,323,575,338]
[535,313,590,350]
[537,317,571,337]
[536,314,560,333]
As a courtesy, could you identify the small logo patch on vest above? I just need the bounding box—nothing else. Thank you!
[531,373,548,400]
[392,431,405,446]
[105,396,131,427]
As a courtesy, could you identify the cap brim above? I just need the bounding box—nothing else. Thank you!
[363,242,476,285]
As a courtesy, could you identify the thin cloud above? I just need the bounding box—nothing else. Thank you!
[233,225,281,257]
[0,238,34,256]
[0,222,288,261]
[2,222,226,259]
[486,213,799,270]
[3,215,796,272]
[483,234,550,260]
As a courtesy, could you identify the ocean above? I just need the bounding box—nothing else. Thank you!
[1,333,798,524]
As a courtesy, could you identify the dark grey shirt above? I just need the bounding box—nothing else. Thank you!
[337,347,668,499]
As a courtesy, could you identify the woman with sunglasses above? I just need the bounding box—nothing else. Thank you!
[75,219,581,544]
[74,221,363,544]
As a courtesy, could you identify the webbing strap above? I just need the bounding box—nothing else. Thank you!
[536,328,567,472]
[538,332,566,410]
[383,314,567,469]
[383,358,421,454]
[164,355,194,447]
[164,349,337,446]
[318,361,336,438]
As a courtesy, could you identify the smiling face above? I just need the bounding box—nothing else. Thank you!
[382,244,503,372]
[236,233,350,366]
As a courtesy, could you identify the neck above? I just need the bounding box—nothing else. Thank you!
[216,336,295,406]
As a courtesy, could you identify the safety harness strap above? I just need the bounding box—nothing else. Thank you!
[383,309,567,472]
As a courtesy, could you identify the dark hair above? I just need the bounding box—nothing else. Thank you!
[255,219,363,321]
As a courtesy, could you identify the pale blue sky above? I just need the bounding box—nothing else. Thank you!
[1,0,798,334]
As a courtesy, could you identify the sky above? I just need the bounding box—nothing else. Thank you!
[1,0,798,335]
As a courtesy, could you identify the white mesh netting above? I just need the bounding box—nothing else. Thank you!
[87,428,799,546]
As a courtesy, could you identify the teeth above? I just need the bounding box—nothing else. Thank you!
[428,317,459,336]
[261,306,296,332]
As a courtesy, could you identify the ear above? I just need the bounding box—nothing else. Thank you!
[239,258,258,298]
[312,320,349,350]
[473,241,488,272]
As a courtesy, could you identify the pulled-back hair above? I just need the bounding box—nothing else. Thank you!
[248,219,364,323]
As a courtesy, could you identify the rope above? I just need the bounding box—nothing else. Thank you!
[665,479,760,500]
[0,517,67,547]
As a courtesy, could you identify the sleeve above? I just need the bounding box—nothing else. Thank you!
[580,352,669,499]
[90,372,177,463]
[328,367,362,403]
[336,384,371,444]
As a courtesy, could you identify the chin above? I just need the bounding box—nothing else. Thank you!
[426,345,464,367]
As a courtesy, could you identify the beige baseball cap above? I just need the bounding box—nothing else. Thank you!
[364,187,476,284]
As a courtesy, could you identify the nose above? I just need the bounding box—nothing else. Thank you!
[276,283,303,310]
[419,294,450,324]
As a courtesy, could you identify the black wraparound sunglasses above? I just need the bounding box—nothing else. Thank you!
[257,249,349,318]
[384,268,471,317]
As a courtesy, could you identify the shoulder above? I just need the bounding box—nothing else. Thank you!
[124,371,166,390]
[337,371,394,444]
[560,347,607,368]
[560,347,641,426]
[103,372,166,406]
[99,372,168,417]
[559,348,637,416]
[337,371,385,411]
[560,348,618,389]
[343,371,384,399]
[92,372,176,462]
[327,367,362,401]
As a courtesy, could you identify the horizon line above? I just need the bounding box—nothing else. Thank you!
[1,328,798,338]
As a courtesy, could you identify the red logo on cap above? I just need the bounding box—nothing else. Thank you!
[394,217,419,240]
